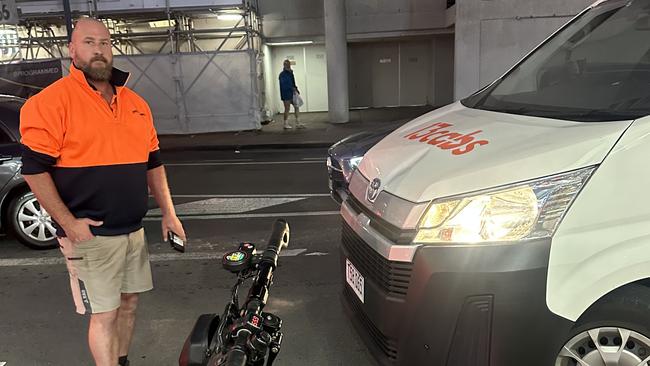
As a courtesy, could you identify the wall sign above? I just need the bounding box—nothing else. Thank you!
[0,0,18,25]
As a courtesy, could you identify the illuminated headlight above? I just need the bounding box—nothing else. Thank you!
[342,156,363,182]
[414,167,596,244]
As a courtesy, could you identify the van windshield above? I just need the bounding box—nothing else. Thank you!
[463,0,650,122]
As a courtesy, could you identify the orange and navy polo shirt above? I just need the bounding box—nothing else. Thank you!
[20,64,163,237]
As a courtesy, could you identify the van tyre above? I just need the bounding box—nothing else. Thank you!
[555,285,650,366]
[9,192,58,250]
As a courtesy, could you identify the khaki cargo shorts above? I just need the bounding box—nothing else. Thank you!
[58,228,154,315]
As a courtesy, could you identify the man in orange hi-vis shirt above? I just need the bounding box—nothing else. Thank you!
[19,18,186,366]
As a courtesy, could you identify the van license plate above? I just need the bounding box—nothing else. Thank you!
[346,259,364,303]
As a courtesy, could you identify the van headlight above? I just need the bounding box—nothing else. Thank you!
[342,156,363,182]
[414,167,596,244]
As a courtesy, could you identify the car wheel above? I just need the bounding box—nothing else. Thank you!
[9,192,58,249]
[555,285,650,366]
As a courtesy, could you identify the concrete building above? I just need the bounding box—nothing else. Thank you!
[260,0,595,120]
[5,0,597,130]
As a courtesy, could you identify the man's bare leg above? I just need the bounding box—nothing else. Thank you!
[117,293,139,362]
[89,310,119,366]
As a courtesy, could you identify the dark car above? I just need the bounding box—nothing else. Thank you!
[0,95,57,249]
[327,126,396,204]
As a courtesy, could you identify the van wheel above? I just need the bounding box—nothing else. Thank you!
[555,285,650,366]
[9,192,58,250]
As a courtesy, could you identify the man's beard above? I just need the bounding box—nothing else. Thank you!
[80,56,112,82]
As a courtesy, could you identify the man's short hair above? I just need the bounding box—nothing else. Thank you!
[72,16,102,27]
[70,17,106,40]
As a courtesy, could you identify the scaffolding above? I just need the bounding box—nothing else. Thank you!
[12,0,262,59]
[1,0,265,133]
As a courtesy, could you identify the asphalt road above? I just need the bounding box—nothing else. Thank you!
[0,148,376,366]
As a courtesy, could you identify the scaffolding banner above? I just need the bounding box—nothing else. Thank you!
[112,51,261,134]
[0,59,62,98]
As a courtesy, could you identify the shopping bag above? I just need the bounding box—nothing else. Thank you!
[292,92,304,108]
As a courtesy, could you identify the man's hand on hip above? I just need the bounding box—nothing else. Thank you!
[162,214,186,242]
[62,218,103,243]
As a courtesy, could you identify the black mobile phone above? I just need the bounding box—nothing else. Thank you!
[168,231,185,253]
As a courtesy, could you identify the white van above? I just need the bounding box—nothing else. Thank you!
[340,1,650,365]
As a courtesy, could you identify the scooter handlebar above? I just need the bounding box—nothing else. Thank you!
[260,219,290,267]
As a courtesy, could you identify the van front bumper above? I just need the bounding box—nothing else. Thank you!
[340,217,575,366]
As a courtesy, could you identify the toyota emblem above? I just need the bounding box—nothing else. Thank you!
[366,178,381,203]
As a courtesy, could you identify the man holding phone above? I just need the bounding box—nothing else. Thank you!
[19,18,186,366]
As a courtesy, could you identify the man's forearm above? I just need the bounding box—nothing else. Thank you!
[23,173,76,229]
[147,165,175,216]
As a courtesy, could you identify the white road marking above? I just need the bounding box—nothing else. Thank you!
[166,159,254,164]
[144,211,340,221]
[281,248,307,257]
[0,248,313,267]
[0,257,64,267]
[148,197,306,216]
[165,161,325,167]
[165,194,330,198]
[305,252,330,256]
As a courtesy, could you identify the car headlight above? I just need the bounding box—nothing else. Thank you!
[414,167,596,244]
[342,156,364,182]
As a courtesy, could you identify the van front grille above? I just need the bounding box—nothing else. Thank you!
[341,222,413,297]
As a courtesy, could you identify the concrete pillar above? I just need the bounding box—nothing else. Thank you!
[324,0,349,123]
[261,44,277,116]
[454,0,481,100]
